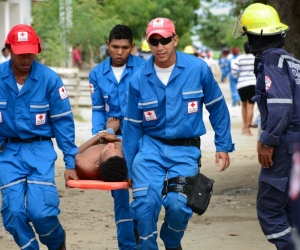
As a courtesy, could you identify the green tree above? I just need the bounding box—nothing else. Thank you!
[101,0,200,50]
[32,1,69,66]
[196,3,247,52]
[32,0,201,66]
[208,0,300,59]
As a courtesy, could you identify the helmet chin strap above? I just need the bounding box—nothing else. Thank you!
[253,29,263,77]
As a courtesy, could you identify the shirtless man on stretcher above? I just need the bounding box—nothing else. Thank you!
[75,117,127,182]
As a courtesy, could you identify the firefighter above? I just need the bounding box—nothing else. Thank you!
[233,3,300,249]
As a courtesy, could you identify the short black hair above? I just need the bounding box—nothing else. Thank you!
[99,156,128,182]
[2,47,7,53]
[108,25,133,44]
[244,41,251,54]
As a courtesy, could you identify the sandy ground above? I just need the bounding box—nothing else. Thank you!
[1,79,298,250]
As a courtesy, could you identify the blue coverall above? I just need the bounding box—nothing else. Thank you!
[89,54,144,250]
[122,51,234,250]
[0,60,78,250]
[252,48,300,250]
[228,55,240,106]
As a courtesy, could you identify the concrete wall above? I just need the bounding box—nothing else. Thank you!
[0,0,32,47]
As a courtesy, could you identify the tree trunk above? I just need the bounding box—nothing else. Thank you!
[267,0,300,59]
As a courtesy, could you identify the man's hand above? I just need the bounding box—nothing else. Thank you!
[99,132,121,142]
[127,179,132,189]
[258,142,274,168]
[64,169,79,188]
[215,152,230,172]
[106,117,120,133]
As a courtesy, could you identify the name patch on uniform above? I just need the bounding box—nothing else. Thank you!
[144,110,157,121]
[36,113,46,126]
[265,76,272,91]
[188,101,198,114]
[89,83,94,94]
[0,112,2,123]
[59,86,68,99]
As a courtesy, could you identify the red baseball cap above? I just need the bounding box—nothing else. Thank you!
[5,24,41,55]
[146,17,176,40]
[232,47,239,55]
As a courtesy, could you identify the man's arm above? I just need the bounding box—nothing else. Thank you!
[78,117,121,154]
[202,67,234,171]
[122,77,144,180]
[89,68,106,135]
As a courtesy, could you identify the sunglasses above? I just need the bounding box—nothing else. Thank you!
[148,35,175,46]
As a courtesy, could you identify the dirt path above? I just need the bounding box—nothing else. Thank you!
[0,82,277,250]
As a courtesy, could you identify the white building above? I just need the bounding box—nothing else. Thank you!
[0,0,32,47]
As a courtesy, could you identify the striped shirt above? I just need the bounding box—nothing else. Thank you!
[231,53,256,89]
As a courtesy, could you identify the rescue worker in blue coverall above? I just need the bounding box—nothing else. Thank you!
[122,17,234,250]
[233,3,300,249]
[0,25,78,250]
[89,24,144,249]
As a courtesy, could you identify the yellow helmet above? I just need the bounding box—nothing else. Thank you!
[232,3,289,39]
[141,39,151,52]
[183,45,194,54]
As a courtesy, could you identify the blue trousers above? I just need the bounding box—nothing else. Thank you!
[229,75,240,106]
[111,189,137,250]
[0,140,64,250]
[131,135,200,250]
[257,130,297,250]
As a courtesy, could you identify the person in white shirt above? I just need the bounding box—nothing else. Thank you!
[231,41,256,136]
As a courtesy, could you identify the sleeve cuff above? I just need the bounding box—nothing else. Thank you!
[260,131,280,146]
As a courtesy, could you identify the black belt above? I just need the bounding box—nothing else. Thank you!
[152,136,201,147]
[5,136,52,143]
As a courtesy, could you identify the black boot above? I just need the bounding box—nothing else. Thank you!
[165,244,182,250]
[56,229,66,250]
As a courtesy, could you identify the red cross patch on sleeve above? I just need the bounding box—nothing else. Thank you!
[144,110,157,121]
[36,113,46,126]
[59,86,68,99]
[188,101,198,114]
[265,76,272,91]
[89,83,94,94]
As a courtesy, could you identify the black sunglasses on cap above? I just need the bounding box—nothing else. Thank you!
[148,35,175,46]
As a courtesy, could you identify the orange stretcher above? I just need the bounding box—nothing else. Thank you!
[67,180,128,190]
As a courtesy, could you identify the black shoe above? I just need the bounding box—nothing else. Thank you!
[56,229,66,250]
[165,244,182,250]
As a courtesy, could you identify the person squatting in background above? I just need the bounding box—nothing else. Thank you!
[231,41,256,136]
[0,24,78,250]
[123,17,234,250]
[233,3,300,249]
[89,24,145,249]
[228,47,241,107]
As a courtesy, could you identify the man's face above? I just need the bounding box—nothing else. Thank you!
[106,39,133,67]
[100,143,124,163]
[9,48,35,74]
[148,34,178,68]
[3,48,9,58]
